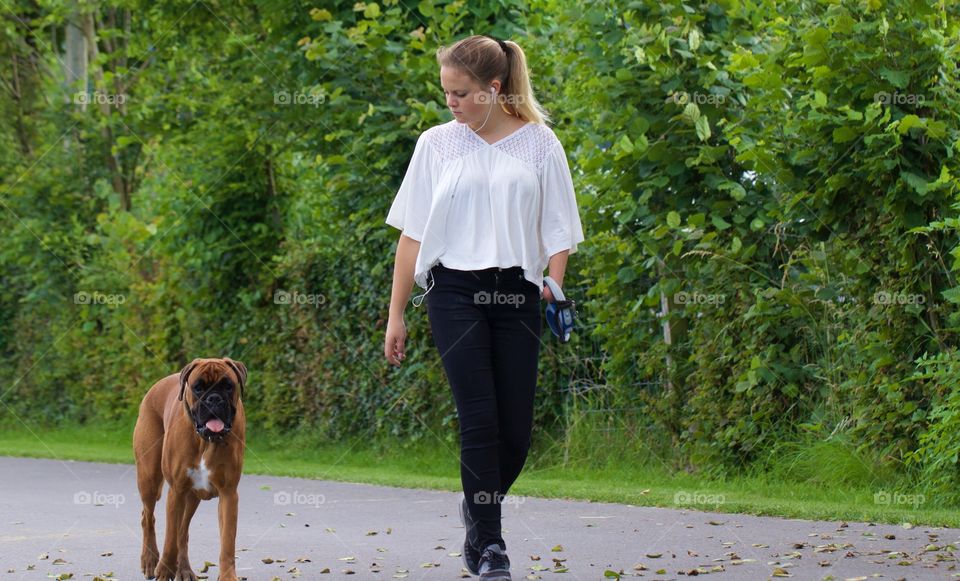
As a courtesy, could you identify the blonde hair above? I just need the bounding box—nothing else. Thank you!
[436,35,550,125]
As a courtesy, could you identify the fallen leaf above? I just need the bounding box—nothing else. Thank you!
[531,565,549,571]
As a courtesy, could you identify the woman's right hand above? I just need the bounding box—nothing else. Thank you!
[384,317,407,366]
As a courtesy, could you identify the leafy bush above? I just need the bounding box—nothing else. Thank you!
[2,0,960,495]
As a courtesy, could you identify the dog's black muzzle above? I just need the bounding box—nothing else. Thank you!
[190,392,235,444]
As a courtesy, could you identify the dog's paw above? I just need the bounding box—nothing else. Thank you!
[217,573,239,581]
[141,550,159,578]
[153,561,176,581]
[174,566,197,581]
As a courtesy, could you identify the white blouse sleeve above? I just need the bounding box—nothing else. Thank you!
[386,131,435,242]
[540,140,585,258]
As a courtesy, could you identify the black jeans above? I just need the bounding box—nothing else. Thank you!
[425,262,542,552]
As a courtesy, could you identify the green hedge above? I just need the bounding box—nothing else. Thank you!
[2,0,960,501]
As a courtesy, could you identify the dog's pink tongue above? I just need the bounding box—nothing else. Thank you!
[205,418,225,433]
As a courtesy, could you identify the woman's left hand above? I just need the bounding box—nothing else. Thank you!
[542,284,555,303]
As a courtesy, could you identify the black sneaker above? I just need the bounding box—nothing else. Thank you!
[459,496,481,575]
[478,544,511,581]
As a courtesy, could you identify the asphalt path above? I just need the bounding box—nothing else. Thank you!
[1,457,958,580]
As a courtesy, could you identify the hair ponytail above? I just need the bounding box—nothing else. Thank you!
[500,40,549,125]
[436,35,551,125]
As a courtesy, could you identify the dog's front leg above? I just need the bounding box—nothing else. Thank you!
[154,485,185,580]
[175,492,200,580]
[217,487,240,581]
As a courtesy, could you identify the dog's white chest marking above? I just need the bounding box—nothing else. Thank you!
[187,458,213,491]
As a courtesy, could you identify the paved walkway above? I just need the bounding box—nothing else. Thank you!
[1,457,957,580]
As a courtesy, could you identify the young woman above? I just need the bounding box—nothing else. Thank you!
[384,34,584,581]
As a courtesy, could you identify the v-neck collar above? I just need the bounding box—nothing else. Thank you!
[464,121,535,147]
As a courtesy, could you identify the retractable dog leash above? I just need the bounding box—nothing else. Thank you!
[543,276,576,343]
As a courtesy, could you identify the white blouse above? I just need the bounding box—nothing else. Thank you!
[386,119,584,301]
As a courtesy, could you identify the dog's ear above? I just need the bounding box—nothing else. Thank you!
[223,357,247,398]
[178,359,202,401]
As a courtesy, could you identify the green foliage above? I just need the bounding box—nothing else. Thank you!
[544,0,960,475]
[2,0,960,502]
[909,342,960,504]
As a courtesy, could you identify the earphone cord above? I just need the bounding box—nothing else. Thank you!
[411,270,435,308]
[472,90,496,135]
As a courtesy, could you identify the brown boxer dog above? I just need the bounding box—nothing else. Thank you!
[133,357,247,581]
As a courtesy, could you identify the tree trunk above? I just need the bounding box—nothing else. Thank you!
[80,10,129,210]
